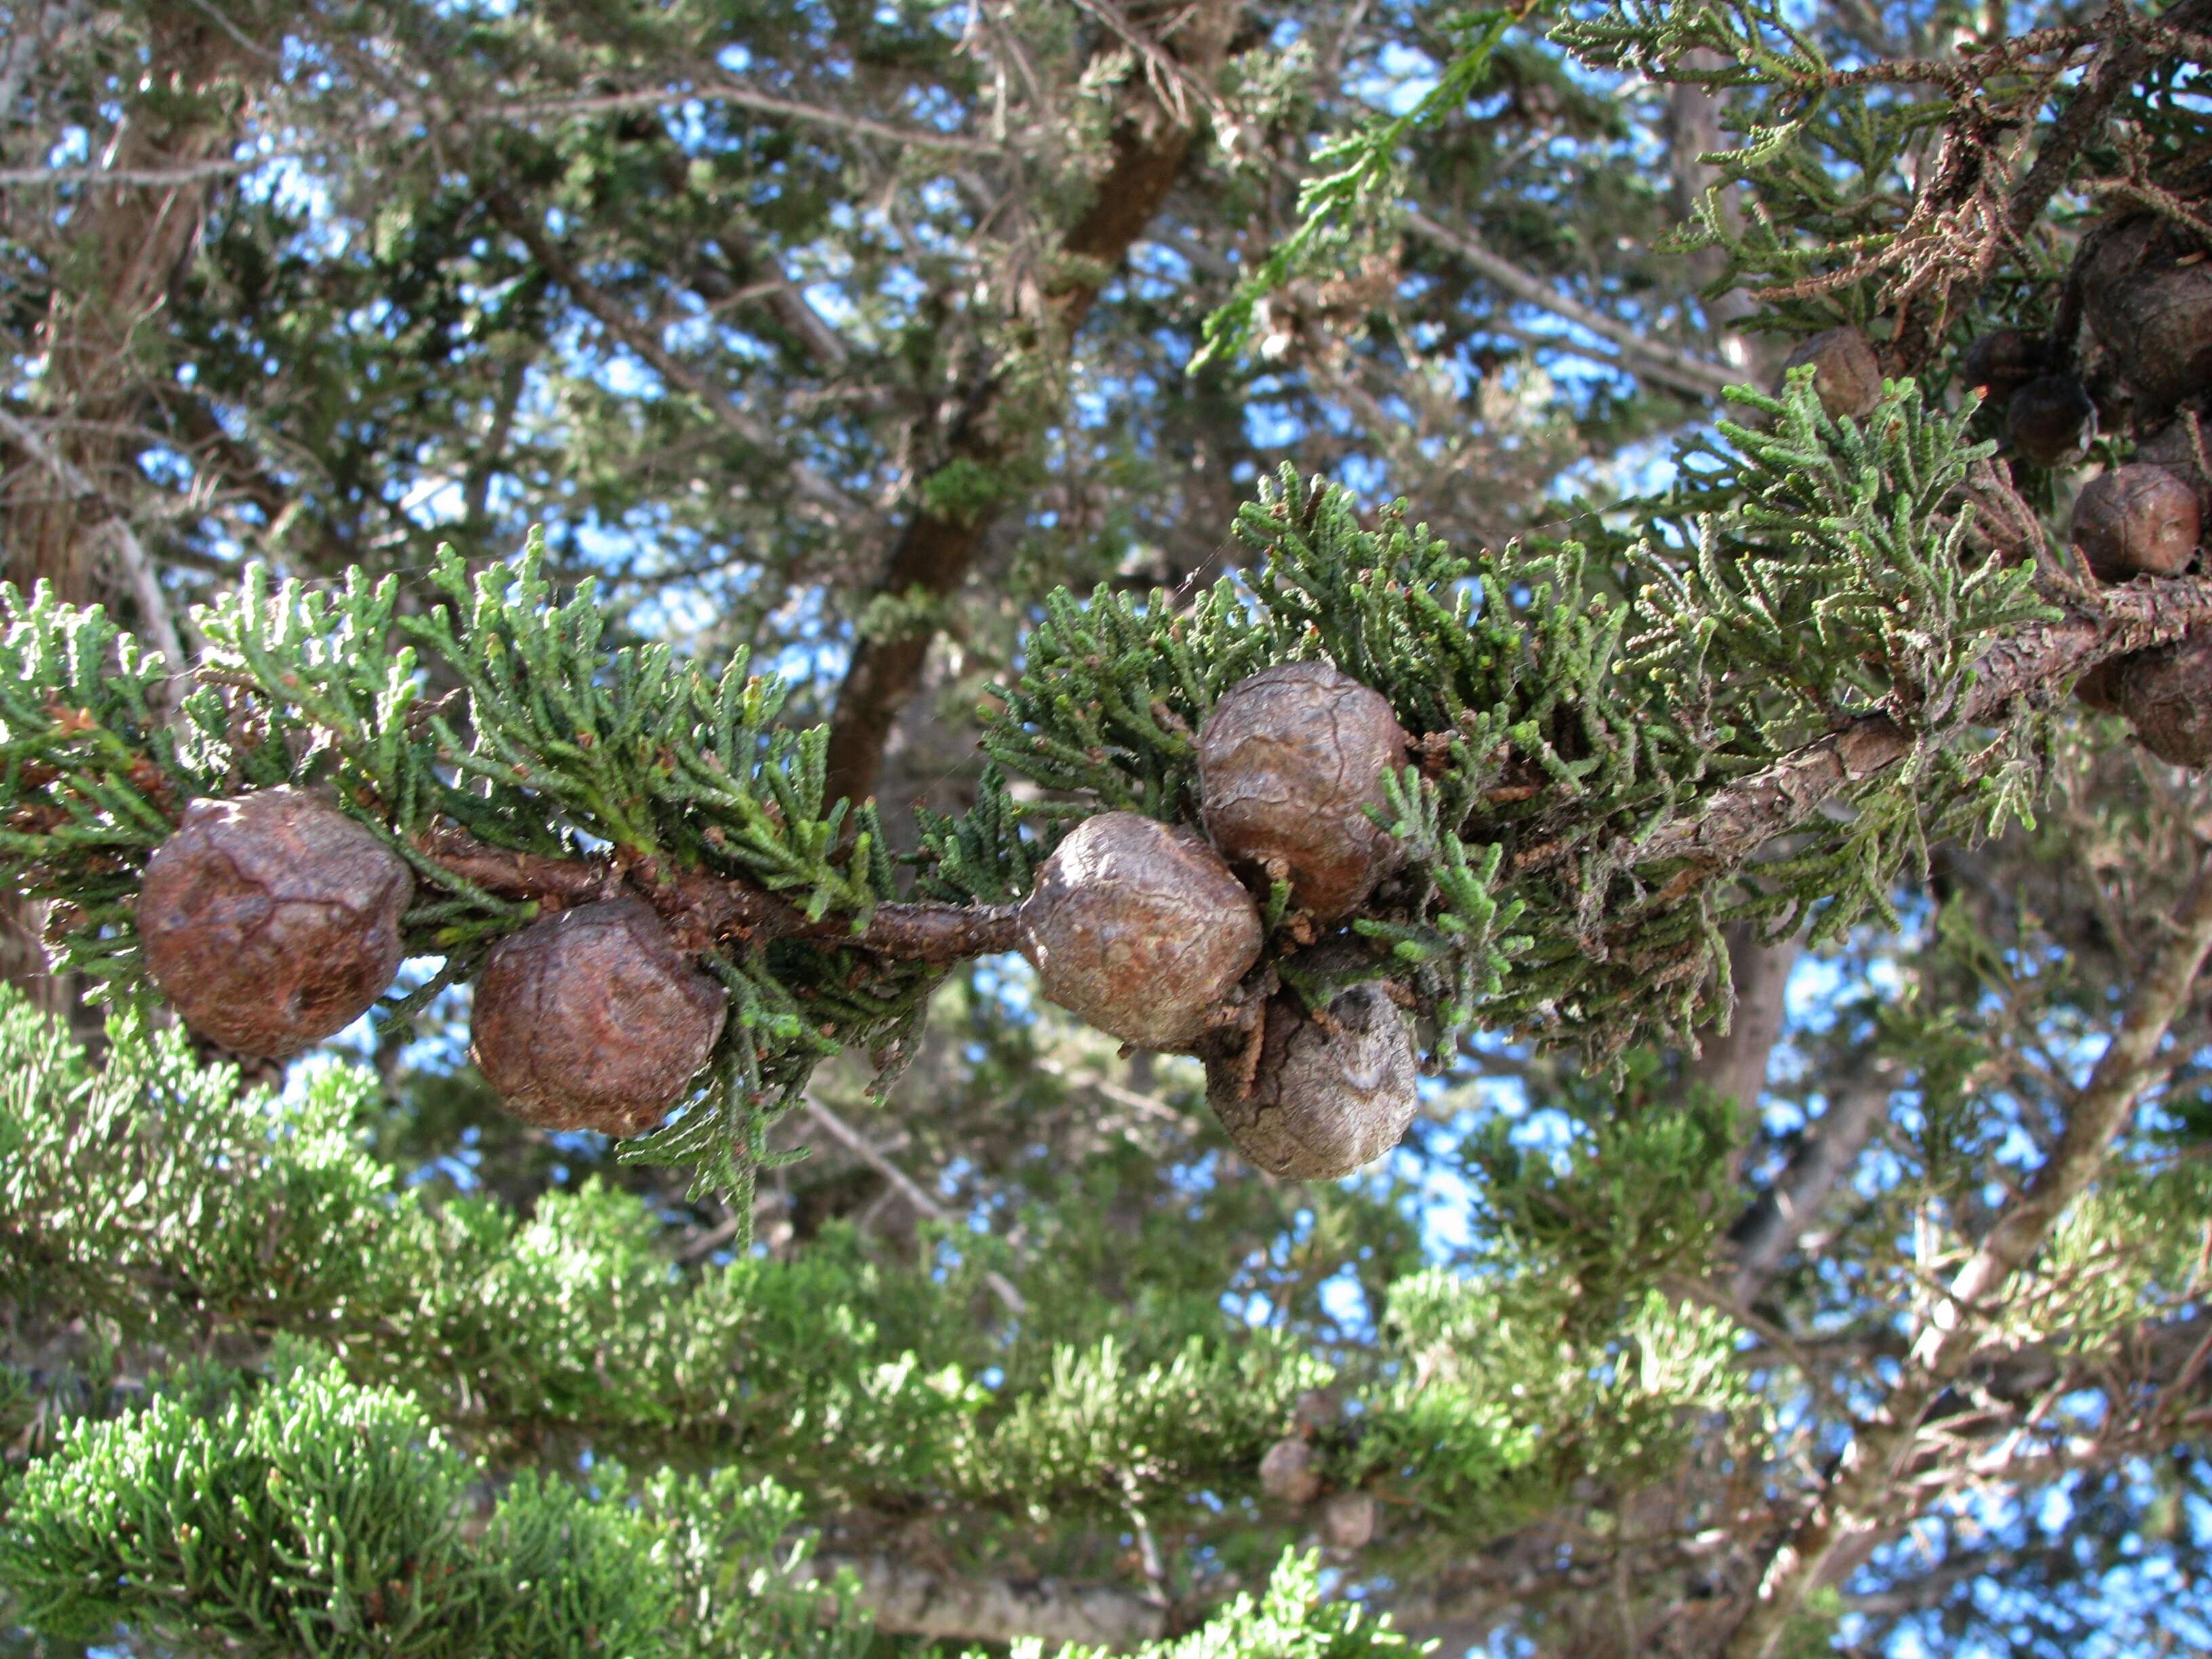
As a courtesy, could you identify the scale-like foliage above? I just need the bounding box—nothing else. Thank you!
[0,376,2072,1207]
[0,996,1766,1557]
[0,1345,1414,1659]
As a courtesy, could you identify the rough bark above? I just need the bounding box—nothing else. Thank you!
[1580,573,2212,886]
[0,2,248,1026]
[821,1,1241,806]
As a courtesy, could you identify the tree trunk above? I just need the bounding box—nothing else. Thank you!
[0,1,249,1028]
[821,1,1241,808]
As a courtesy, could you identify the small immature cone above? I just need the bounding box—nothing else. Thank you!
[2007,375,2097,467]
[139,787,413,1058]
[2112,636,2212,769]
[1776,327,1881,422]
[1960,329,2051,407]
[1259,1437,1322,1505]
[2072,464,2202,581]
[470,896,727,1136]
[1204,983,1417,1180]
[1197,661,1408,922]
[1017,811,1263,1050]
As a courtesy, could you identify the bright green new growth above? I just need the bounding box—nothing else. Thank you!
[0,1343,1409,1659]
[0,992,1755,1627]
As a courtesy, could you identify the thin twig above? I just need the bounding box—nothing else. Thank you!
[804,1097,1028,1316]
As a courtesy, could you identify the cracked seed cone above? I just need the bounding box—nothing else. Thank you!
[138,787,413,1059]
[2073,464,2202,581]
[1197,661,1408,922]
[1778,327,1882,422]
[470,896,727,1136]
[2089,248,2212,411]
[1961,329,2052,408]
[2007,375,2097,467]
[1204,983,1417,1180]
[1017,811,1263,1050]
[2112,636,2212,769]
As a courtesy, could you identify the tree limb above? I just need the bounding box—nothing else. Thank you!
[1719,848,2212,1659]
[821,0,1241,805]
[1401,206,1741,400]
[1727,1069,1894,1303]
[803,1097,1028,1316]
[1575,573,2212,884]
[396,571,2212,978]
[804,1553,1168,1648]
[494,79,1010,158]
[411,823,1020,965]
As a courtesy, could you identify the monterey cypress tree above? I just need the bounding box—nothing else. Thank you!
[5,3,2212,1657]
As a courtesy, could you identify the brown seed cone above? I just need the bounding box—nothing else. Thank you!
[1321,1491,1378,1550]
[2008,375,2097,467]
[1777,327,1882,422]
[2081,215,2168,331]
[1017,811,1263,1050]
[2137,418,2212,522]
[1197,661,1408,923]
[138,787,413,1059]
[470,896,727,1136]
[1259,1437,1323,1505]
[2093,259,2212,411]
[1204,983,1417,1180]
[1961,329,2052,408]
[2111,635,2212,769]
[2072,464,2203,581]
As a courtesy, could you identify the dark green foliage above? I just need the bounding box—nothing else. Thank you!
[0,995,1756,1563]
[0,371,2067,1206]
[0,539,937,1216]
[0,1342,1411,1658]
